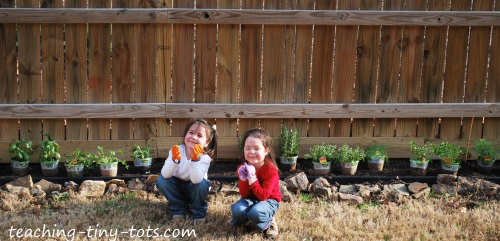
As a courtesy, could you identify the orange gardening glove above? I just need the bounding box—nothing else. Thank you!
[171,145,181,162]
[191,144,204,161]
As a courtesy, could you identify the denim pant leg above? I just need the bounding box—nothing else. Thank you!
[187,179,210,219]
[247,199,280,231]
[230,198,258,226]
[156,175,189,216]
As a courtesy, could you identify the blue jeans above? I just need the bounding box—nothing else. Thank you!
[230,197,280,231]
[156,175,210,219]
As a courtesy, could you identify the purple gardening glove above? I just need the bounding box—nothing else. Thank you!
[245,163,257,185]
[237,164,248,181]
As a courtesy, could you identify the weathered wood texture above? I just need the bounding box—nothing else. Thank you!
[0,1,499,162]
[1,9,500,26]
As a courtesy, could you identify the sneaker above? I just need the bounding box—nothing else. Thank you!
[194,218,206,225]
[172,214,186,222]
[264,217,279,239]
[226,218,234,227]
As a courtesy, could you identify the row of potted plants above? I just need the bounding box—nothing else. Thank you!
[9,135,154,177]
[278,126,498,176]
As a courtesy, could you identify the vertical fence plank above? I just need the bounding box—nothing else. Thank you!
[462,0,494,140]
[18,0,42,143]
[483,2,500,140]
[331,0,359,138]
[239,0,263,135]
[171,0,195,137]
[41,0,65,140]
[374,0,403,138]
[88,0,111,141]
[440,0,470,140]
[352,0,381,138]
[134,0,159,141]
[283,0,313,140]
[65,0,88,141]
[156,0,172,139]
[308,0,336,138]
[216,0,240,139]
[195,0,217,129]
[111,0,136,141]
[397,0,426,138]
[261,0,286,137]
[418,0,449,139]
[0,0,18,146]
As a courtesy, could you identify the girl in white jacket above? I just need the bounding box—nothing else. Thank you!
[156,119,217,224]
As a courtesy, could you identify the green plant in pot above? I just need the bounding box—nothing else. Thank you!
[131,143,154,174]
[93,146,128,177]
[304,143,336,176]
[278,126,300,171]
[433,141,466,176]
[38,133,61,176]
[337,143,365,175]
[9,138,36,176]
[64,148,94,177]
[409,140,432,176]
[365,144,388,172]
[473,138,498,174]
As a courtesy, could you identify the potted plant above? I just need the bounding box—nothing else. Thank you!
[433,141,466,176]
[278,126,300,171]
[304,143,336,175]
[336,143,365,175]
[131,143,154,174]
[38,133,61,176]
[409,140,432,176]
[93,146,128,177]
[365,144,388,172]
[64,148,94,177]
[473,139,498,174]
[9,138,36,176]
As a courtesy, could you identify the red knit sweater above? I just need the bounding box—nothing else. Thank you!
[237,160,282,202]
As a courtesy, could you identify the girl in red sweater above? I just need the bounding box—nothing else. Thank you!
[229,128,281,239]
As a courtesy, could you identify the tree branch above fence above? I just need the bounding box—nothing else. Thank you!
[0,9,499,26]
[0,103,498,119]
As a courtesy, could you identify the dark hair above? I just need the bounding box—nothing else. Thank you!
[241,128,279,170]
[182,118,218,159]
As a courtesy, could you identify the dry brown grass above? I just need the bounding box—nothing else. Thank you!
[1,191,498,241]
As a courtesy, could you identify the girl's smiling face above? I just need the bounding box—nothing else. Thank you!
[244,136,269,169]
[184,123,209,151]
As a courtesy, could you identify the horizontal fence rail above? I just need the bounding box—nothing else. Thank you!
[0,103,498,119]
[1,1,499,162]
[0,9,499,26]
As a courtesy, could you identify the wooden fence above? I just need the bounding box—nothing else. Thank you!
[0,0,499,163]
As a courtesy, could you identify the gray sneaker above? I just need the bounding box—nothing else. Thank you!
[172,214,186,222]
[264,217,279,239]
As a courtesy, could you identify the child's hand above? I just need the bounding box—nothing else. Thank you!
[245,163,257,184]
[244,163,256,175]
[237,165,248,181]
[191,144,204,161]
[171,145,181,162]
